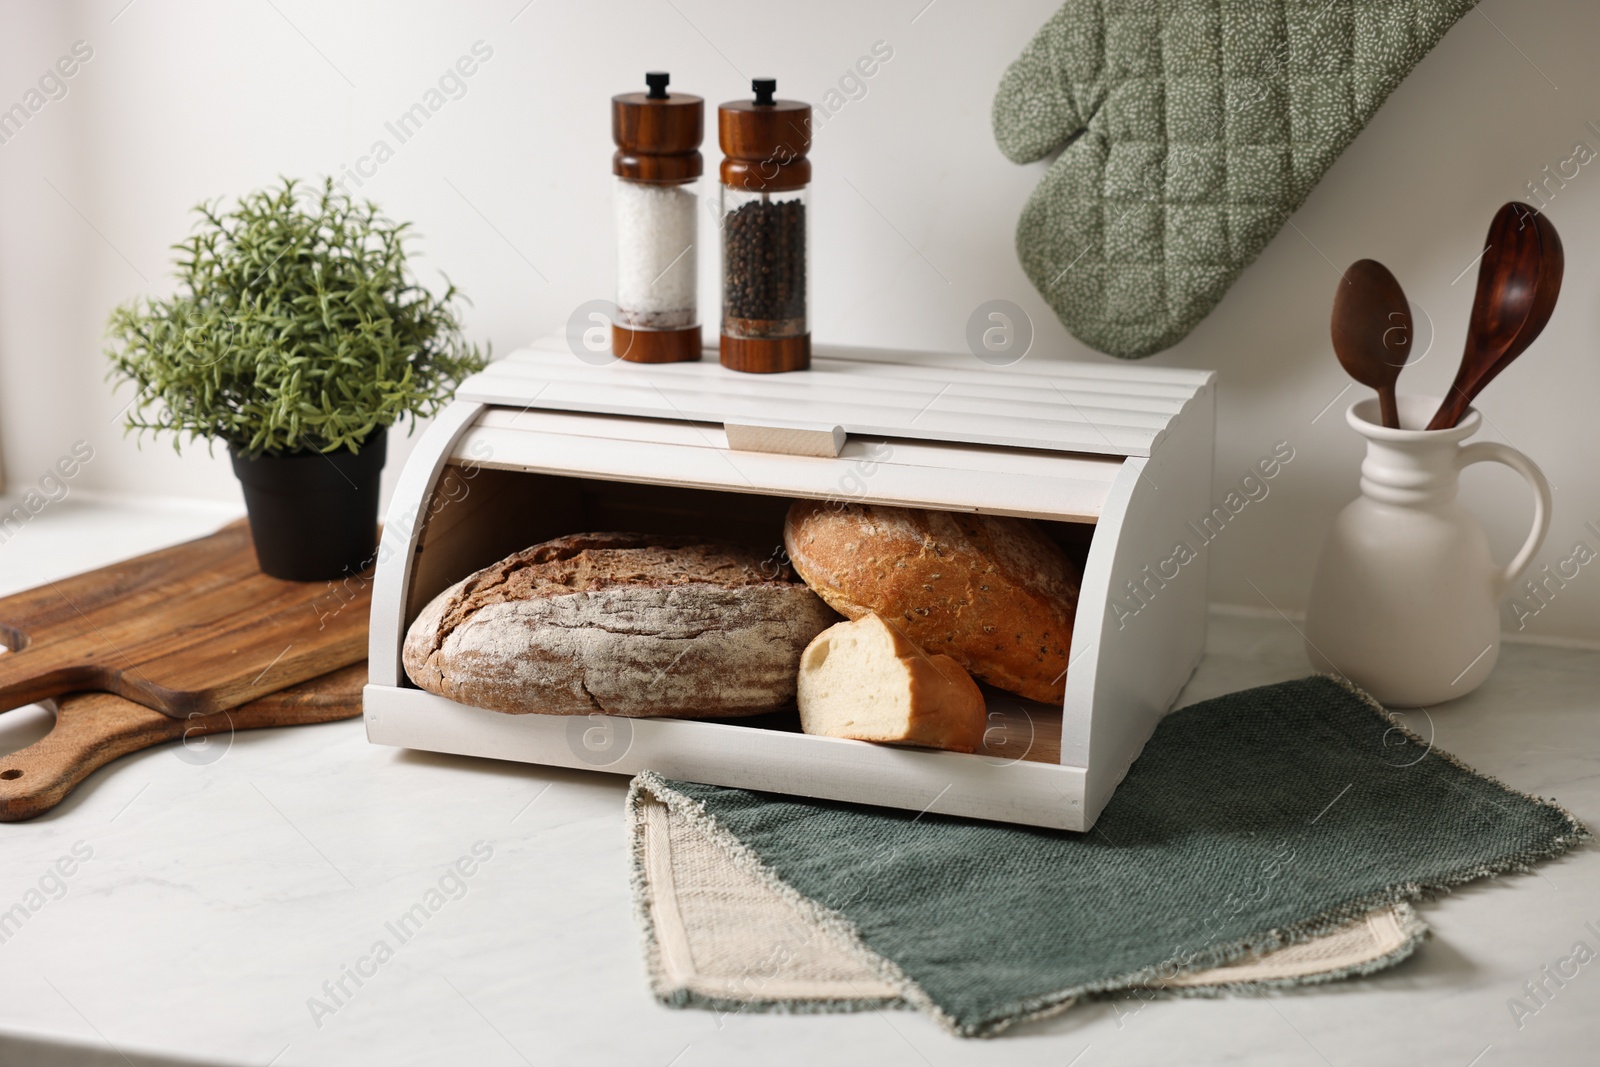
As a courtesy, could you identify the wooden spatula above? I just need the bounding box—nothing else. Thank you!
[0,521,370,718]
[1427,203,1564,430]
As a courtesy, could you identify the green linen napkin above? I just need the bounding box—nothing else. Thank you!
[630,676,1586,1036]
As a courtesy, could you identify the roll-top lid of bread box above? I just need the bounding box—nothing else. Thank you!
[454,336,1214,459]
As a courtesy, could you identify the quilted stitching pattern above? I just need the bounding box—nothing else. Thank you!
[994,0,1476,359]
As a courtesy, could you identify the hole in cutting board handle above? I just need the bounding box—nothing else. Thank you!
[1,769,21,779]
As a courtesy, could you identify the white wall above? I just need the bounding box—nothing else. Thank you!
[1,0,1597,642]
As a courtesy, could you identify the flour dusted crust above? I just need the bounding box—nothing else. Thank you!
[403,533,839,717]
[798,613,987,753]
[783,502,1080,703]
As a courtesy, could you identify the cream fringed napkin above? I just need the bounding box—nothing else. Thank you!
[632,773,1423,1028]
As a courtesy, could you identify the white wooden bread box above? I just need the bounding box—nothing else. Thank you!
[364,336,1215,831]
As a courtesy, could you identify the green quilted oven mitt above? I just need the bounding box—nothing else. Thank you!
[995,0,1476,359]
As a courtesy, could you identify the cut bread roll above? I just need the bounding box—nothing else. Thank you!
[784,501,1080,703]
[798,613,987,754]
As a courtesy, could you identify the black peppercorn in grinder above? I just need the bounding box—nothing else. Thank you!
[717,78,811,373]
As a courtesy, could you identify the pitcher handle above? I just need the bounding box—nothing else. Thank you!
[1456,441,1552,600]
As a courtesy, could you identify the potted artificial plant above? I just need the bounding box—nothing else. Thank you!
[107,178,486,581]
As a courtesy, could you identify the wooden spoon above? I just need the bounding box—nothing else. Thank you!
[1332,259,1412,429]
[1427,203,1563,431]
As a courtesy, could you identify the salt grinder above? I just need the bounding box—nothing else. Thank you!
[718,78,811,373]
[612,71,703,363]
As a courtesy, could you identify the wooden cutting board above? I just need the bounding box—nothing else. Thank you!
[0,520,370,718]
[0,662,366,821]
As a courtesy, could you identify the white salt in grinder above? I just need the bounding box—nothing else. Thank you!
[611,71,703,362]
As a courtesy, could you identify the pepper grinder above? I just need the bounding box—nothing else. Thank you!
[611,71,703,363]
[718,78,811,373]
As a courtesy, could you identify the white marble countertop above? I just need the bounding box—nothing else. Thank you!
[0,498,1595,1067]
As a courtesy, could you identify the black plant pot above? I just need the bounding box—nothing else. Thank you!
[230,430,387,582]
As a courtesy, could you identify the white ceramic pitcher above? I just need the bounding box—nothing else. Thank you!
[1304,396,1551,707]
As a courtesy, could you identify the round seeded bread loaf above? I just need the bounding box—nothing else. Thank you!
[783,502,1080,703]
[403,533,839,717]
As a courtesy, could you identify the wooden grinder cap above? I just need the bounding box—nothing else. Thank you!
[719,78,811,193]
[613,72,703,184]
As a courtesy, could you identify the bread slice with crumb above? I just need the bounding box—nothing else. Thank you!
[797,613,987,753]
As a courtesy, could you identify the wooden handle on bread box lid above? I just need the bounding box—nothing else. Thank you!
[723,420,844,458]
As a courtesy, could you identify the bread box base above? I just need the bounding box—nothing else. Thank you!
[364,339,1215,831]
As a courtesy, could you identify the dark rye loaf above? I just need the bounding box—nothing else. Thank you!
[403,533,838,717]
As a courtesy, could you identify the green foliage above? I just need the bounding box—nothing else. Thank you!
[107,177,487,456]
